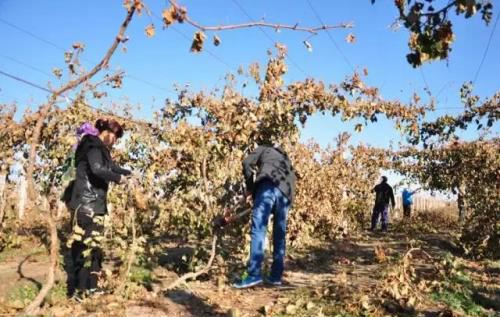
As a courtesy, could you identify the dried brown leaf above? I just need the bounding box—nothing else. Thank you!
[213,35,221,46]
[346,33,356,43]
[190,31,206,53]
[145,24,155,38]
[162,6,177,27]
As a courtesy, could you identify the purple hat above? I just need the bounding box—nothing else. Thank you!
[77,122,99,138]
[72,122,99,150]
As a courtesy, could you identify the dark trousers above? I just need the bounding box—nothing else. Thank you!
[71,209,104,292]
[403,204,412,218]
[371,204,389,231]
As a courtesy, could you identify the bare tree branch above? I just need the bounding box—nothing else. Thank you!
[117,206,137,293]
[164,234,218,291]
[420,1,457,17]
[169,0,353,34]
[88,71,125,90]
[187,18,353,34]
[26,6,137,198]
[23,198,58,316]
[0,173,6,228]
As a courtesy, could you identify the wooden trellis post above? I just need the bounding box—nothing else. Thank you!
[0,173,6,226]
[18,176,27,219]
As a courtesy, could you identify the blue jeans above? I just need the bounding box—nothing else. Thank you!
[248,181,290,280]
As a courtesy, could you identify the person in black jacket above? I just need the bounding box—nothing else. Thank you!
[68,118,130,299]
[371,176,395,232]
[233,145,296,289]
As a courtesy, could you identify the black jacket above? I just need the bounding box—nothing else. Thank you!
[243,146,296,204]
[69,135,130,214]
[373,182,395,208]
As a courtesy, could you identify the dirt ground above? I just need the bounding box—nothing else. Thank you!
[0,225,498,317]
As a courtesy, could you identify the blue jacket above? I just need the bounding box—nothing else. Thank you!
[402,189,416,206]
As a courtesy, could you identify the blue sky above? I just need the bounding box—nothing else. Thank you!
[0,0,499,149]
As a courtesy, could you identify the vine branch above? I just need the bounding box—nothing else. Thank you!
[88,70,126,90]
[169,0,353,34]
[164,234,218,291]
[187,18,353,34]
[26,5,137,198]
[23,197,59,315]
[117,206,137,293]
[420,1,457,17]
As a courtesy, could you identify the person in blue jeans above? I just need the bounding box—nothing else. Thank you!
[233,145,296,289]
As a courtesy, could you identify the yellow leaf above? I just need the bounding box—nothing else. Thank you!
[228,308,240,317]
[337,271,348,285]
[73,225,84,235]
[134,190,148,210]
[162,6,176,26]
[360,295,370,310]
[374,245,387,262]
[407,296,416,307]
[285,304,297,315]
[145,24,155,38]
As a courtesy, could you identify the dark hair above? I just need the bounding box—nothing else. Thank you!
[95,119,124,138]
[381,176,388,183]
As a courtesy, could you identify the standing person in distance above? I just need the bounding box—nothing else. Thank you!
[68,118,130,300]
[402,186,421,219]
[233,144,296,289]
[370,176,395,232]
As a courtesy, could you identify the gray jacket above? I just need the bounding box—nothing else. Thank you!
[242,146,296,204]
